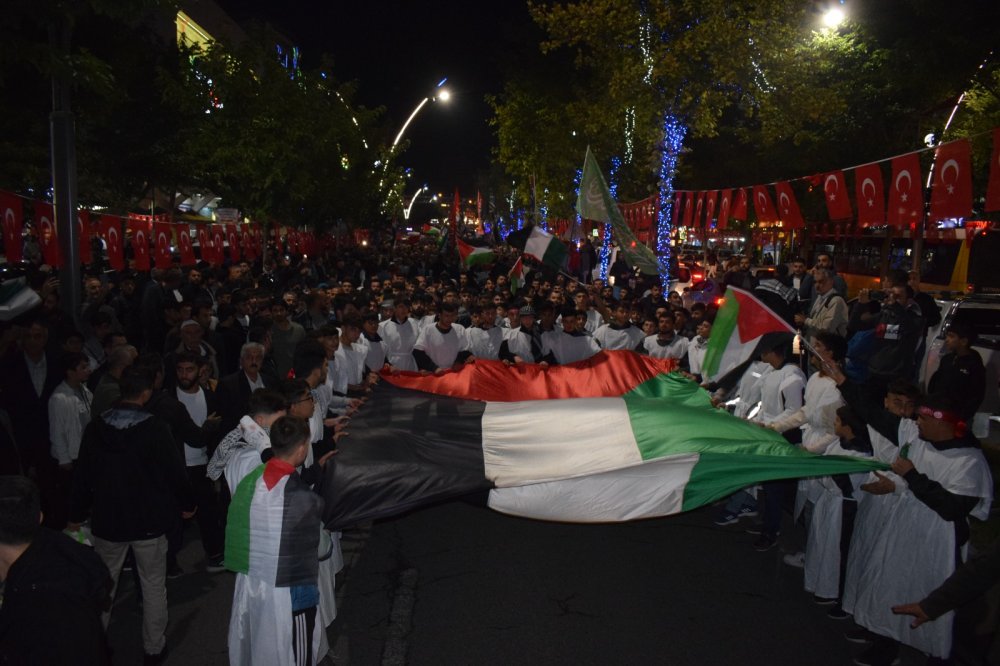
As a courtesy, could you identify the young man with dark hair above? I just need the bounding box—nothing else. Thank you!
[927,321,986,422]
[225,416,325,665]
[69,367,195,663]
[593,300,645,351]
[378,298,420,371]
[467,303,504,360]
[541,306,601,365]
[0,476,111,664]
[412,302,472,373]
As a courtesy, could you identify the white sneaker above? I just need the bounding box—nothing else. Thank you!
[782,551,805,568]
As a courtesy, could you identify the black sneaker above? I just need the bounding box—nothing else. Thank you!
[845,626,874,644]
[205,554,226,574]
[714,510,740,526]
[143,645,169,665]
[752,533,778,551]
[813,594,837,605]
[745,523,765,535]
[828,605,850,620]
[166,561,184,579]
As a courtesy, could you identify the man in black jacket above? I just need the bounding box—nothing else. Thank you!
[69,367,195,663]
[928,321,986,422]
[0,475,111,665]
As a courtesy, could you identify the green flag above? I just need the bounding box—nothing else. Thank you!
[576,147,661,275]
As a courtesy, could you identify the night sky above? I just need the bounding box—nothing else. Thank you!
[215,0,535,195]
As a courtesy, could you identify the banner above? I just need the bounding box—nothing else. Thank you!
[100,216,124,270]
[717,189,732,230]
[854,162,886,227]
[888,152,924,229]
[0,192,23,263]
[241,227,255,261]
[671,192,682,228]
[704,190,718,227]
[127,215,150,271]
[773,181,804,229]
[36,202,61,267]
[732,188,748,221]
[752,185,777,224]
[178,224,196,266]
[681,191,694,227]
[929,139,973,221]
[209,224,226,266]
[694,191,705,228]
[153,221,173,270]
[823,171,853,220]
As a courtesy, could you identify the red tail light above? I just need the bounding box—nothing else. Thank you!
[714,297,726,306]
[692,272,704,281]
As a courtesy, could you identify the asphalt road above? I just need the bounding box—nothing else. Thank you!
[107,498,928,665]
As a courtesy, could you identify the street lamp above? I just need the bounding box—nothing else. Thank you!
[403,186,427,221]
[822,6,845,29]
[391,78,450,150]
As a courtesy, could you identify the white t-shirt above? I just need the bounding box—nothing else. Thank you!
[176,387,208,466]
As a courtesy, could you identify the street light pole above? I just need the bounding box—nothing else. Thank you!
[390,78,450,151]
[403,186,427,221]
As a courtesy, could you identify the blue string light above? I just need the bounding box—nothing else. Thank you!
[657,114,686,290]
[516,209,524,231]
[539,188,549,231]
[601,156,622,281]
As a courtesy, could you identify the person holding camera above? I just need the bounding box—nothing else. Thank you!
[852,283,924,401]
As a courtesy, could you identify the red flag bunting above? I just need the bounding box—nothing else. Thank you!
[78,211,92,265]
[704,191,718,228]
[717,189,733,230]
[36,202,61,267]
[241,227,255,261]
[888,152,924,229]
[681,192,693,227]
[732,188,748,221]
[774,181,804,229]
[671,192,682,227]
[694,192,705,228]
[225,224,240,262]
[0,192,23,263]
[854,163,886,227]
[252,227,263,257]
[99,216,124,270]
[822,171,853,220]
[929,139,973,221]
[153,221,173,270]
[210,224,226,266]
[178,224,196,266]
[197,226,210,264]
[127,215,151,271]
[987,129,1000,212]
[752,185,777,224]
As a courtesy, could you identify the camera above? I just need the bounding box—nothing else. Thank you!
[868,289,887,301]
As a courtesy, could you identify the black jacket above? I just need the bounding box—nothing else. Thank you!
[0,528,111,665]
[928,351,986,421]
[215,371,270,436]
[70,404,195,541]
[146,388,223,458]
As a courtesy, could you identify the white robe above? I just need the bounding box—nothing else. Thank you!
[639,334,688,360]
[467,327,504,360]
[844,438,993,657]
[377,318,419,371]
[592,323,644,351]
[413,323,469,369]
[686,336,712,377]
[541,330,601,365]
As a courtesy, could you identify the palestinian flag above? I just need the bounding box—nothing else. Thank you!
[457,238,495,268]
[701,287,796,382]
[226,459,322,585]
[506,225,568,270]
[319,352,885,529]
[509,256,526,295]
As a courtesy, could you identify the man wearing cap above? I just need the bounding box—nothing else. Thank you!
[541,307,600,365]
[845,394,993,666]
[378,299,420,372]
[927,321,986,422]
[499,304,546,364]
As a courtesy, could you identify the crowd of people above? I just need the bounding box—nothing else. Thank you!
[0,236,994,665]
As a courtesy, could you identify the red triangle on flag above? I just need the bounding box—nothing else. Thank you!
[731,288,793,344]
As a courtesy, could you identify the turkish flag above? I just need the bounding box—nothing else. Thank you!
[671,192,682,227]
[888,152,924,229]
[823,171,853,220]
[732,188,748,221]
[127,215,151,271]
[986,129,1000,212]
[225,224,240,262]
[153,221,173,270]
[681,192,693,227]
[752,185,777,223]
[35,202,61,267]
[100,216,124,270]
[77,211,92,264]
[693,192,705,228]
[177,225,196,266]
[717,189,733,230]
[929,139,973,221]
[210,224,226,266]
[854,163,886,227]
[197,226,210,263]
[241,227,255,261]
[0,192,23,263]
[773,182,804,229]
[704,190,719,227]
[252,227,263,256]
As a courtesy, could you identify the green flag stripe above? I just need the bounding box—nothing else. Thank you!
[701,293,739,379]
[224,463,266,575]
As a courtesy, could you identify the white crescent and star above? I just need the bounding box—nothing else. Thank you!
[107,227,119,252]
[40,216,54,246]
[756,191,768,212]
[862,177,877,207]
[941,158,960,195]
[895,169,912,203]
[824,174,840,201]
[3,209,15,238]
[779,192,791,213]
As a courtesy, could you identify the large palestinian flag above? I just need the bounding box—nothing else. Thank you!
[318,352,885,529]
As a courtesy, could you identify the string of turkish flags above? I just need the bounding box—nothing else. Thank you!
[0,193,318,271]
[674,128,1000,232]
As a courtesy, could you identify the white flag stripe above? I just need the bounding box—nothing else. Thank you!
[482,398,641,487]
[488,453,701,522]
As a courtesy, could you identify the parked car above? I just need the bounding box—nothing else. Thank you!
[668,264,709,295]
[682,278,726,311]
[921,293,1000,438]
